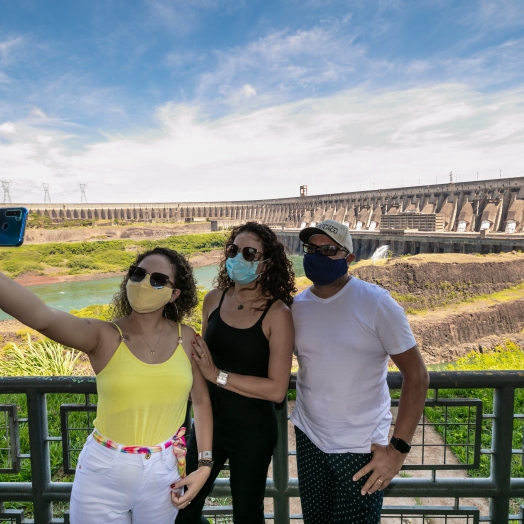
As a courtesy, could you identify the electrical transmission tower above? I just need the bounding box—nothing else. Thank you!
[43,183,51,204]
[1,181,12,204]
[79,184,87,203]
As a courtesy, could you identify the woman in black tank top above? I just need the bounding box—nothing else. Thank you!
[176,223,296,524]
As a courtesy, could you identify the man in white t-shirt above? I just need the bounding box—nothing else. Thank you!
[291,219,429,524]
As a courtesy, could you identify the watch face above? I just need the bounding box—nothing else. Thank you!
[391,437,411,454]
[217,371,228,386]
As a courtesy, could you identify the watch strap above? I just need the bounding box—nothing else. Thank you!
[390,436,411,454]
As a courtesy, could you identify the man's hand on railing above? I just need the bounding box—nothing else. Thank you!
[352,443,406,496]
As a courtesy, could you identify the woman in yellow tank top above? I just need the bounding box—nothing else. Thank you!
[0,247,213,524]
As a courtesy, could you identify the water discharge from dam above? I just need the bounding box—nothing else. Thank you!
[371,245,390,263]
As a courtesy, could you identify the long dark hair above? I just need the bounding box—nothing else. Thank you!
[214,222,296,307]
[111,247,198,321]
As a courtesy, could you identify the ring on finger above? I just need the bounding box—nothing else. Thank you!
[201,353,205,358]
[377,478,383,484]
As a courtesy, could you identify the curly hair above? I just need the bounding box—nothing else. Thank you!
[214,222,297,308]
[111,247,198,322]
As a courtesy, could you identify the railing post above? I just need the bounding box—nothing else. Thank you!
[272,399,290,524]
[27,390,53,524]
[490,385,514,523]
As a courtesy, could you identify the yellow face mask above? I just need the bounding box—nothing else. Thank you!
[126,279,173,314]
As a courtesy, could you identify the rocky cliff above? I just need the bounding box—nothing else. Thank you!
[353,254,524,310]
[351,253,524,362]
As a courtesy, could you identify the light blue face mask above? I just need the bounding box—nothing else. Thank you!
[226,253,261,285]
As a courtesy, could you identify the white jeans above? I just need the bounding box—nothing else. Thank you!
[70,433,181,524]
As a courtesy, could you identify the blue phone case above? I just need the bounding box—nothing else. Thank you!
[0,207,28,247]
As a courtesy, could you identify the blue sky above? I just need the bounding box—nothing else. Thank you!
[1,0,524,203]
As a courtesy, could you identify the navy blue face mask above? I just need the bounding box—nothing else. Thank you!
[303,252,349,286]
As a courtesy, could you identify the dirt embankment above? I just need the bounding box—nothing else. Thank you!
[13,249,222,287]
[353,253,524,311]
[410,300,524,363]
[351,253,524,362]
[24,222,211,244]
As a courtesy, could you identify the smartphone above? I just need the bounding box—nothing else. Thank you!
[0,207,28,247]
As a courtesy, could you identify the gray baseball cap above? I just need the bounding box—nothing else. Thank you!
[299,219,353,254]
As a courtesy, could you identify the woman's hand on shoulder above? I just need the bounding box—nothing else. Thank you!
[178,324,217,383]
[191,334,219,383]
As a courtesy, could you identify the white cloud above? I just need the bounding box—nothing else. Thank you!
[31,108,49,119]
[3,83,523,204]
[242,84,256,98]
[0,36,24,64]
[463,0,524,31]
[0,122,15,133]
[196,26,366,104]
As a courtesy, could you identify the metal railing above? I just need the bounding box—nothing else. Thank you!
[1,372,524,523]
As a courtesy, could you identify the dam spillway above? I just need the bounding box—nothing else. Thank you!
[15,175,524,260]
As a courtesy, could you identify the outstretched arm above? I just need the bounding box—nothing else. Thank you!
[0,272,105,354]
[353,345,429,495]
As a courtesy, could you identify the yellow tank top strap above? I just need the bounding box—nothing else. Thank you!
[177,322,183,346]
[110,322,125,341]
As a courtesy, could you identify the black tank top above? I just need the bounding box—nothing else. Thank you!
[204,289,278,444]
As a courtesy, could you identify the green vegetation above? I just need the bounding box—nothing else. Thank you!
[0,332,92,517]
[0,389,95,517]
[26,213,195,229]
[424,342,524,480]
[27,212,99,229]
[1,336,82,377]
[0,232,227,277]
[404,281,524,315]
[69,304,113,321]
[184,288,206,334]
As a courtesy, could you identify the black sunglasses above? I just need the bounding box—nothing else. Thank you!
[129,266,176,289]
[303,242,349,257]
[226,243,264,263]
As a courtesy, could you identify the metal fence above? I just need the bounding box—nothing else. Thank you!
[1,372,524,524]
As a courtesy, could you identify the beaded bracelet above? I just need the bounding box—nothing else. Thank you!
[198,459,214,469]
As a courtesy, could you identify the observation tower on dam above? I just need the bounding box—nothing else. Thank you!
[17,175,524,260]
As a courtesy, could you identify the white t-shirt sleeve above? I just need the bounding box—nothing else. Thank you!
[374,292,417,355]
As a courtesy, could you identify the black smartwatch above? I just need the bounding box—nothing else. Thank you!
[390,436,411,454]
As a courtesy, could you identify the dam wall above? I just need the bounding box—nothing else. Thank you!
[277,229,524,261]
[16,176,524,235]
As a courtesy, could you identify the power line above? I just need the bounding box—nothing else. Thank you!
[79,183,87,203]
[43,183,51,204]
[1,181,12,204]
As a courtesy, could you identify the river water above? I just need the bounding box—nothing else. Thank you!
[1,256,305,321]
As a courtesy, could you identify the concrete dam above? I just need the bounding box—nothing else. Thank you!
[17,176,524,260]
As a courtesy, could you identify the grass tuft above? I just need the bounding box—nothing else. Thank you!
[0,335,82,377]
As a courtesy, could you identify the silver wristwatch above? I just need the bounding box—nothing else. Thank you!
[198,451,213,460]
[216,370,229,388]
